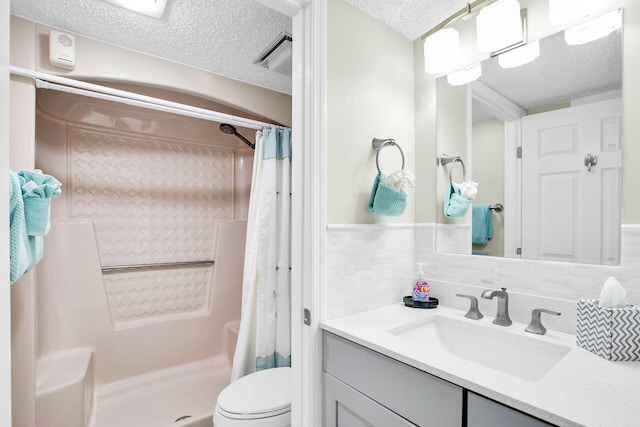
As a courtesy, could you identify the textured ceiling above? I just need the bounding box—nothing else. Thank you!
[10,0,293,94]
[10,0,468,96]
[345,0,469,40]
[474,27,622,121]
[12,0,619,110]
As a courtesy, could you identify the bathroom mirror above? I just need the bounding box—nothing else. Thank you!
[435,11,623,266]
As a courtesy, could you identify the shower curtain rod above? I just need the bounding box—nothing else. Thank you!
[9,66,277,131]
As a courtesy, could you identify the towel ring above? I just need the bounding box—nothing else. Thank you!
[372,138,405,173]
[448,158,466,184]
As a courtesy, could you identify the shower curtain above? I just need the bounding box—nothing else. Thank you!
[231,126,292,381]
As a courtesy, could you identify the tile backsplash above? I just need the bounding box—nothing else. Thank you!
[325,223,640,334]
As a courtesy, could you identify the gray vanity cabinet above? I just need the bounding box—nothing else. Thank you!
[323,333,463,427]
[467,392,554,427]
[323,332,558,427]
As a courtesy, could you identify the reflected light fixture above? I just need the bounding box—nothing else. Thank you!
[549,0,607,25]
[476,0,524,54]
[103,0,168,19]
[447,64,482,86]
[565,9,622,45]
[498,40,540,68]
[423,28,460,74]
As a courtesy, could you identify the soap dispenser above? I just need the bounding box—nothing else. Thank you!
[411,263,430,302]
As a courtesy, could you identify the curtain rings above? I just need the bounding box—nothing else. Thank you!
[374,139,405,173]
[448,158,466,184]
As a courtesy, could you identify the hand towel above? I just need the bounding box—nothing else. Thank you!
[18,169,62,235]
[9,170,61,285]
[444,183,471,218]
[368,172,407,217]
[9,171,38,284]
[472,204,493,244]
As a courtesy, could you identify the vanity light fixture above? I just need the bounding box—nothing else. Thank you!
[447,64,482,86]
[549,0,607,25]
[498,40,540,68]
[103,0,167,19]
[476,0,525,54]
[423,28,460,74]
[421,0,528,74]
[564,9,622,45]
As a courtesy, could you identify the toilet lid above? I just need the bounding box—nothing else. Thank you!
[217,367,291,419]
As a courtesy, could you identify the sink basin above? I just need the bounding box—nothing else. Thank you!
[388,315,571,381]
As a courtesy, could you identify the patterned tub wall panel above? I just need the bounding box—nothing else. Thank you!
[324,225,416,319]
[65,124,237,328]
[103,268,214,329]
[34,100,249,384]
[67,124,235,267]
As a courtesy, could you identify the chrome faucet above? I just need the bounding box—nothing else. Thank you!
[481,287,512,326]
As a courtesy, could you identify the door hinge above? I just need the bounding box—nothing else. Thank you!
[303,308,311,326]
[516,247,522,255]
[517,146,522,159]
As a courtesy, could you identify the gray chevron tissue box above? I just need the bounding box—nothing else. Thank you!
[576,299,640,361]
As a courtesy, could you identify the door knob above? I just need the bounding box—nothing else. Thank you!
[584,153,598,172]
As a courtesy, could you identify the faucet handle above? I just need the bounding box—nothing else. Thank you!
[525,308,561,335]
[456,294,484,320]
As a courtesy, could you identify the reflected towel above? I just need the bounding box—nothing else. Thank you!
[368,172,407,217]
[472,204,493,245]
[444,183,471,218]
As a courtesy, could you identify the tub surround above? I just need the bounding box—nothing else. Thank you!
[321,303,640,427]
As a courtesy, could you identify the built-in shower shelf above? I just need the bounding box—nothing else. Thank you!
[36,347,94,427]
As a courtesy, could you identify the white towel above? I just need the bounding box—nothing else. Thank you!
[384,169,415,190]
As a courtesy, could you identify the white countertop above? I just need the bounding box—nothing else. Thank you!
[320,303,640,427]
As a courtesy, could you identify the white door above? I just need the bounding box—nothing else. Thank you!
[521,98,621,265]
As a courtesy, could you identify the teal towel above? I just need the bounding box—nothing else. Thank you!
[444,183,471,218]
[9,170,61,285]
[18,169,62,235]
[472,204,493,244]
[10,171,37,284]
[368,172,407,217]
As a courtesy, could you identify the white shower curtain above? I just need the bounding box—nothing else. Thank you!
[231,126,292,381]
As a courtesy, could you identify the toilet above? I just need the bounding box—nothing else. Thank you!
[214,367,291,427]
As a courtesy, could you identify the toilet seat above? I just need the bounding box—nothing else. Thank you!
[216,367,291,421]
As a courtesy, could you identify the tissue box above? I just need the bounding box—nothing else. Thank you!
[576,299,640,361]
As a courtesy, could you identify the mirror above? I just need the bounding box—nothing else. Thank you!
[436,11,623,266]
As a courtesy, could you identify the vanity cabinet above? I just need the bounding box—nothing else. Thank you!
[323,332,557,427]
[323,332,463,426]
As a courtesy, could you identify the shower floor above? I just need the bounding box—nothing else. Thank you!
[90,356,230,427]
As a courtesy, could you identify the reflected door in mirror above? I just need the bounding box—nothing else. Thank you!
[521,97,621,265]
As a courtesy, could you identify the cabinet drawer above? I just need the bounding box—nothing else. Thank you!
[323,332,463,427]
[467,392,555,427]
